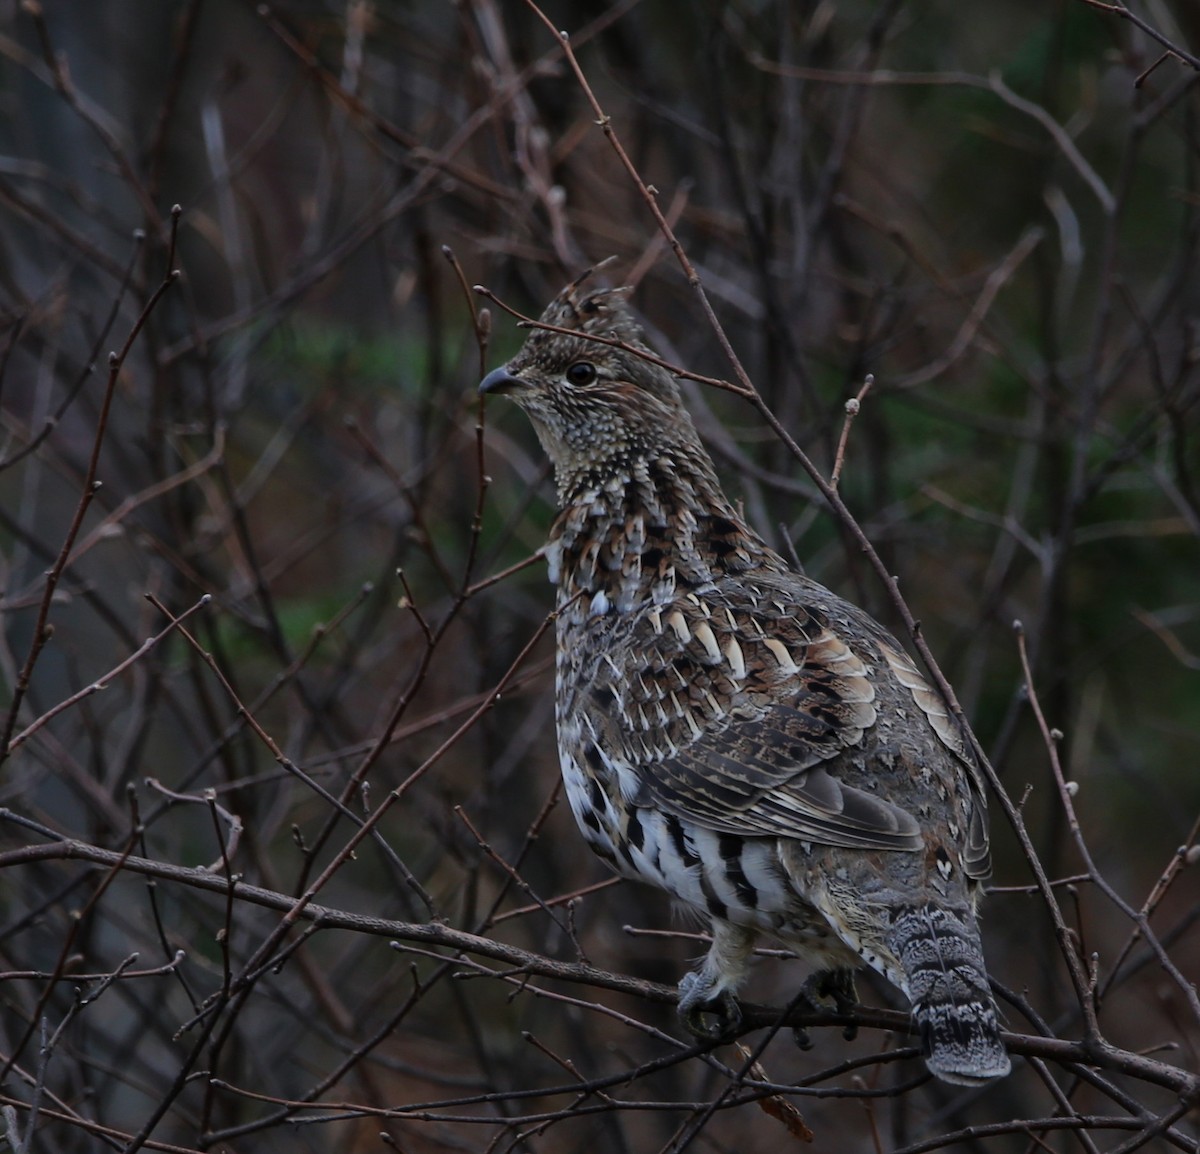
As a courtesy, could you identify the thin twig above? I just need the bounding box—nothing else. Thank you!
[830,374,873,489]
[7,594,210,751]
[0,208,182,762]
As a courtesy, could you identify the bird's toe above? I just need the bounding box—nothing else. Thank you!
[677,975,743,1043]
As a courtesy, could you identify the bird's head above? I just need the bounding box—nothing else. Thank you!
[479,276,702,498]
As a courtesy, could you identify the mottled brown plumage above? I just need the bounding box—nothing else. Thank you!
[480,274,1010,1084]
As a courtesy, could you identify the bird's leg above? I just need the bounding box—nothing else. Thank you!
[791,966,860,1049]
[677,921,756,1043]
[818,966,859,1041]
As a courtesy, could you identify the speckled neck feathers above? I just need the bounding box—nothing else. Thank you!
[549,443,783,614]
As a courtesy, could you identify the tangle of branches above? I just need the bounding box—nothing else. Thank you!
[0,2,1197,1152]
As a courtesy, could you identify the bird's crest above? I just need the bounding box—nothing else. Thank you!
[528,263,643,348]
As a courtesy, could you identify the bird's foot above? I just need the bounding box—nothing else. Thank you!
[791,967,860,1049]
[677,972,743,1043]
[817,967,860,1041]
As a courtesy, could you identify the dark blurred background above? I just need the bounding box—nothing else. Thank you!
[0,2,1197,1151]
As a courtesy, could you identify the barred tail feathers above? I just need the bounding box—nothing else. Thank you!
[889,904,1010,1085]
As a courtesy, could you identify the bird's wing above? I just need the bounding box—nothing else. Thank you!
[580,580,932,852]
[867,628,992,877]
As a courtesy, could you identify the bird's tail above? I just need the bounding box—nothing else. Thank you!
[888,904,1011,1085]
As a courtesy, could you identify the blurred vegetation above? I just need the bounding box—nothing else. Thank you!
[0,1,1197,1151]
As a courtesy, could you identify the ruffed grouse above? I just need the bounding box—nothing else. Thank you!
[480,274,1010,1085]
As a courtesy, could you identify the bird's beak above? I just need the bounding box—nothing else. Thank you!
[479,366,522,396]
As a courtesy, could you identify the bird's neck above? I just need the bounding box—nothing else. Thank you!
[548,448,780,610]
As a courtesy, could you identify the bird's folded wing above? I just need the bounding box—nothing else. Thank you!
[587,587,925,852]
[647,709,925,850]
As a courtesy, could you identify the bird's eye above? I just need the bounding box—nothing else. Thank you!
[564,361,597,386]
